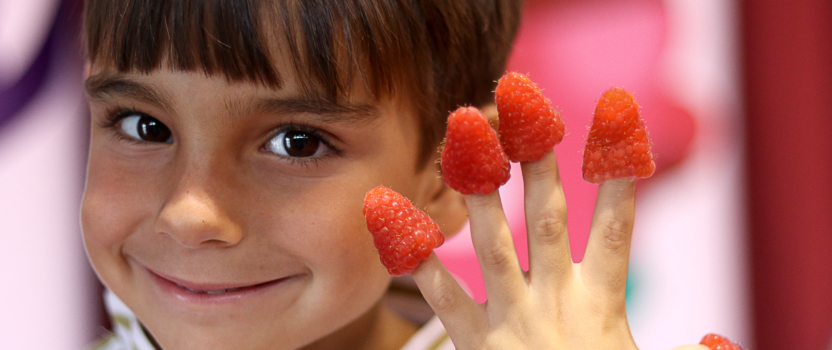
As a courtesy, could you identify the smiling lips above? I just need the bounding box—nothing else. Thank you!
[150,268,286,296]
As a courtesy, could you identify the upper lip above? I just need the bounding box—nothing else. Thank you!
[147,267,282,292]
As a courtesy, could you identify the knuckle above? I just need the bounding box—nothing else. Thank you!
[430,281,459,313]
[533,214,567,246]
[480,241,514,268]
[597,217,632,250]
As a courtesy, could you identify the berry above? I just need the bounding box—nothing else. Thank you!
[363,186,445,276]
[700,333,742,350]
[581,88,655,184]
[441,106,511,194]
[495,72,565,162]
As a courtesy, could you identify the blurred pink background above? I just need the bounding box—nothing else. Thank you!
[435,1,747,349]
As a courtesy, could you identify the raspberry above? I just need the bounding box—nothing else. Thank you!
[495,72,565,162]
[363,186,445,276]
[700,333,742,350]
[440,106,511,194]
[581,88,655,184]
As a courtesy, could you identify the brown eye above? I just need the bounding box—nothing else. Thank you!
[120,114,173,143]
[266,129,326,158]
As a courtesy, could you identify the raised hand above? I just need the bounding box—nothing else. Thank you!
[411,150,646,349]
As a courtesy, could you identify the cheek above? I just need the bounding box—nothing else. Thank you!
[284,192,381,275]
[272,184,390,298]
[81,152,156,269]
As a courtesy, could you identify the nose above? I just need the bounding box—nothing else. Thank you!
[155,189,243,248]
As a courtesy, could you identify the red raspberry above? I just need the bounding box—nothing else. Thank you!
[363,186,445,276]
[495,72,565,162]
[700,333,743,350]
[441,106,511,194]
[581,88,655,184]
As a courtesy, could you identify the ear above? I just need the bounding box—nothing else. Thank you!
[479,102,499,133]
[412,143,464,239]
[420,169,467,238]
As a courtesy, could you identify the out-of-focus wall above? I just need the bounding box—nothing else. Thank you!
[631,0,747,347]
[742,0,832,349]
[0,0,95,348]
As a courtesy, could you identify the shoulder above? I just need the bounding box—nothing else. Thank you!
[85,290,159,350]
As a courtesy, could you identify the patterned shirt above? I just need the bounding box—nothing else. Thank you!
[89,291,453,350]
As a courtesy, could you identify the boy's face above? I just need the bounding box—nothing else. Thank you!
[81,66,441,348]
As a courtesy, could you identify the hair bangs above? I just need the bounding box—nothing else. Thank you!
[83,0,521,167]
[84,0,428,102]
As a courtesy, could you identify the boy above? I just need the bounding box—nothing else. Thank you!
[81,0,708,349]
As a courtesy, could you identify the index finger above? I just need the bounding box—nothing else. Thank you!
[410,254,485,341]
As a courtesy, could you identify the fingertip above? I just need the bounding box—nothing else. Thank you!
[520,149,561,183]
[597,178,636,197]
[463,190,502,212]
[603,177,636,187]
[411,253,443,280]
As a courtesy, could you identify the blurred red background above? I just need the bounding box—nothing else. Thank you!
[742,0,832,349]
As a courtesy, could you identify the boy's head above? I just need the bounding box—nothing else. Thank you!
[81,0,520,348]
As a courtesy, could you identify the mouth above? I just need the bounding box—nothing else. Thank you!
[145,267,294,301]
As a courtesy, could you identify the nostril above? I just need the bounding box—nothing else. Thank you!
[205,239,228,245]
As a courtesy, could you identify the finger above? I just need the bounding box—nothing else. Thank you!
[521,150,572,289]
[411,254,485,340]
[465,190,526,306]
[581,178,636,299]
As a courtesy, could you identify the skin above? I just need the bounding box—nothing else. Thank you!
[411,156,707,349]
[81,67,459,349]
[81,64,708,350]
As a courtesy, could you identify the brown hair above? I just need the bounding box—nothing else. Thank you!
[83,0,522,167]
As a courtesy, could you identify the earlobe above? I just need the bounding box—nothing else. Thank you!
[418,154,467,238]
[479,102,499,133]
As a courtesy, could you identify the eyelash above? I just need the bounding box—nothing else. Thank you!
[99,107,154,145]
[266,122,344,167]
[98,107,344,167]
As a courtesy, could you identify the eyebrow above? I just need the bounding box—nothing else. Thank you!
[85,75,174,111]
[85,75,380,126]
